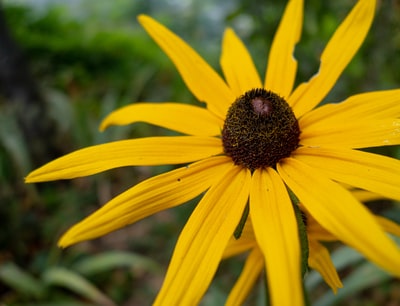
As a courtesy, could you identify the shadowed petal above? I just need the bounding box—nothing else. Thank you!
[226,248,264,306]
[25,136,222,182]
[58,156,232,247]
[289,0,376,117]
[376,216,400,237]
[100,103,223,136]
[154,166,251,305]
[138,15,235,119]
[300,119,400,148]
[308,240,343,293]
[352,189,384,203]
[250,168,303,306]
[221,28,262,97]
[306,209,337,241]
[278,158,400,276]
[265,0,303,98]
[223,219,256,259]
[293,147,400,200]
[300,89,400,129]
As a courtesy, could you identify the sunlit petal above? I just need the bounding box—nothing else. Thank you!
[300,89,400,129]
[221,28,262,97]
[278,158,400,276]
[265,0,303,98]
[289,0,376,117]
[293,147,400,200]
[300,119,400,148]
[58,156,232,247]
[100,103,223,136]
[250,168,303,306]
[154,166,251,305]
[308,240,343,293]
[226,248,264,306]
[25,136,222,182]
[138,15,235,119]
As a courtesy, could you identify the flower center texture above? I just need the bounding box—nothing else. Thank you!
[222,88,300,171]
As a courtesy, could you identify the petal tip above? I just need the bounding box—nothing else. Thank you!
[58,233,75,249]
[98,120,107,132]
[25,171,41,183]
[137,14,152,25]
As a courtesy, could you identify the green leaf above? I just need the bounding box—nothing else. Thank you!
[42,267,116,306]
[0,262,46,298]
[313,261,390,306]
[71,251,161,276]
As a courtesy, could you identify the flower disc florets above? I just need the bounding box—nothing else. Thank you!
[222,88,300,171]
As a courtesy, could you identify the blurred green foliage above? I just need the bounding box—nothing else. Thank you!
[0,0,399,305]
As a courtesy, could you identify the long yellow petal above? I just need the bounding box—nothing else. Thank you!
[300,119,400,148]
[278,158,400,276]
[307,207,400,242]
[289,0,376,117]
[300,89,400,130]
[250,168,303,306]
[265,0,303,98]
[308,240,343,293]
[138,15,235,119]
[100,103,223,136]
[220,28,262,97]
[293,147,400,200]
[154,166,251,305]
[58,156,232,247]
[25,136,222,182]
[226,248,264,306]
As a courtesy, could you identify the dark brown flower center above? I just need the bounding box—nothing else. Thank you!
[222,88,300,171]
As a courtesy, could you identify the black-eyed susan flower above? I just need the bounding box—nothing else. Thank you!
[26,0,400,305]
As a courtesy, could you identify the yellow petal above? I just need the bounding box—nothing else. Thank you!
[293,147,400,200]
[300,118,400,148]
[25,136,222,182]
[278,158,400,276]
[289,0,376,117]
[58,156,232,247]
[220,28,262,97]
[250,168,303,306]
[308,240,343,293]
[265,0,303,98]
[300,89,400,130]
[154,166,251,305]
[138,15,235,119]
[225,248,264,306]
[100,103,223,136]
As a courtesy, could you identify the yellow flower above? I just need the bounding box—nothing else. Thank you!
[26,0,400,305]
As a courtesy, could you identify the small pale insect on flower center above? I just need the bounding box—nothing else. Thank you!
[222,88,300,171]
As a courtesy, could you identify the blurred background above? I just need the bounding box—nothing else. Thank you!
[0,0,400,305]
